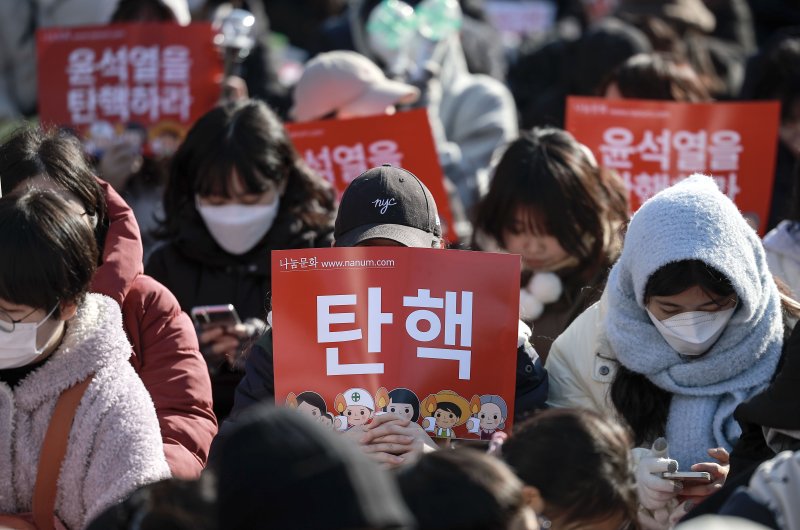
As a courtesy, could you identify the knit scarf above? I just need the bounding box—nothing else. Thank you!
[605,175,783,468]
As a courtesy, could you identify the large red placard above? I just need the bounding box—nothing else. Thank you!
[286,109,456,241]
[272,247,520,440]
[37,22,222,157]
[566,97,781,234]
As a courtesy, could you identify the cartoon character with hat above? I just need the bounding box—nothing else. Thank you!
[420,390,471,439]
[334,387,376,429]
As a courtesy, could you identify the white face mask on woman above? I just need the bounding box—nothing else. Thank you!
[646,306,736,356]
[0,304,59,369]
[195,196,280,255]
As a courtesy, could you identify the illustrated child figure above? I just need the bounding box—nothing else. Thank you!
[377,387,420,422]
[320,412,335,429]
[421,390,470,439]
[286,391,328,423]
[334,387,375,429]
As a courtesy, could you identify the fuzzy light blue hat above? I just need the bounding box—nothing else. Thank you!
[605,175,783,467]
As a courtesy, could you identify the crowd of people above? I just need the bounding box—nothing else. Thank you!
[1,0,800,529]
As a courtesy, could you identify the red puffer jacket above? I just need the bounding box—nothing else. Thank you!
[90,181,217,478]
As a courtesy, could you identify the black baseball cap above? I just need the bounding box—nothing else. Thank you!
[334,164,442,248]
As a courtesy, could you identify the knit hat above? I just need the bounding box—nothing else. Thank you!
[215,405,414,530]
[605,174,783,467]
[291,51,420,122]
[334,164,442,248]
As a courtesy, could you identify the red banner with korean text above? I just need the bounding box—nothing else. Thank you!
[272,247,520,440]
[285,109,456,240]
[37,22,222,158]
[565,97,781,234]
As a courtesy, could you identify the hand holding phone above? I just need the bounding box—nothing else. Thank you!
[190,304,242,329]
[678,447,730,500]
[191,304,245,370]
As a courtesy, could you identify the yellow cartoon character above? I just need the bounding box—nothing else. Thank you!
[420,390,471,439]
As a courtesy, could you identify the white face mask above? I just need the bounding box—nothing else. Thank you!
[195,196,280,255]
[0,304,60,369]
[647,306,736,356]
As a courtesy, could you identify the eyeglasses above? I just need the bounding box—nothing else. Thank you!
[0,307,39,333]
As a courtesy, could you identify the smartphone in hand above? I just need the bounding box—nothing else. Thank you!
[660,471,712,484]
[190,304,242,328]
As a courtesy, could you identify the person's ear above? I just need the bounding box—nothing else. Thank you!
[277,177,288,196]
[522,485,545,514]
[57,300,79,321]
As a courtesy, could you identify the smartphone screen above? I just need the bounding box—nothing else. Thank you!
[660,471,712,484]
[190,304,241,327]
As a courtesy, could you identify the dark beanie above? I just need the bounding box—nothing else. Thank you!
[216,405,415,530]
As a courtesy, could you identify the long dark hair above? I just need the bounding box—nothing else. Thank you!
[0,126,109,252]
[161,100,335,238]
[474,128,629,275]
[610,260,735,446]
[0,190,98,317]
[502,408,638,528]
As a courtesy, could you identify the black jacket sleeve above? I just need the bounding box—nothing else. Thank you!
[514,341,549,422]
[208,329,275,463]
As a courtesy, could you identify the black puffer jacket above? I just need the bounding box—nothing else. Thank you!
[146,205,334,420]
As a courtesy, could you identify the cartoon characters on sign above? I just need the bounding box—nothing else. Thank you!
[284,388,504,439]
[285,391,332,427]
[320,412,335,429]
[334,387,376,430]
[377,387,420,422]
[421,390,471,439]
[467,394,508,440]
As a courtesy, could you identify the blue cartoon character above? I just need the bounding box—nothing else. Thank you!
[377,387,420,422]
[334,387,375,429]
[420,390,470,439]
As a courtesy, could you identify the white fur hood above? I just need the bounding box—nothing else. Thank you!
[12,293,133,411]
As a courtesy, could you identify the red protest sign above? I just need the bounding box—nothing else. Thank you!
[37,22,222,158]
[272,247,520,440]
[285,109,456,240]
[566,97,781,234]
